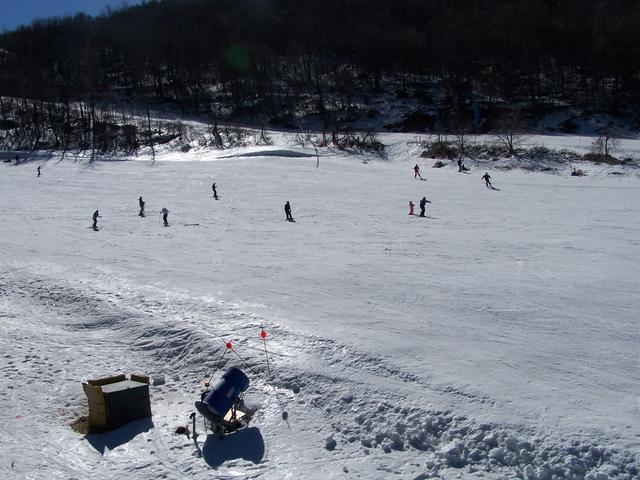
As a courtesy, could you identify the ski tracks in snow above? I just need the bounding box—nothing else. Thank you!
[0,266,638,479]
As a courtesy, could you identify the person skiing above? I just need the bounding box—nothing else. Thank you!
[419,197,431,217]
[414,164,423,180]
[92,210,101,230]
[284,201,294,222]
[457,159,469,172]
[409,201,415,216]
[212,182,218,200]
[138,196,145,217]
[482,172,493,189]
[37,166,41,177]
[160,207,169,226]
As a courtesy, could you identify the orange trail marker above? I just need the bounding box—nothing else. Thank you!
[261,325,271,376]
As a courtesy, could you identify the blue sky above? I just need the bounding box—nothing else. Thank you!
[1,0,142,32]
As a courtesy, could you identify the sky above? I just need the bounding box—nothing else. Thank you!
[0,0,142,32]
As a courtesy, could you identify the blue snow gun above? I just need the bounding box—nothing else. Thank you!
[195,367,250,429]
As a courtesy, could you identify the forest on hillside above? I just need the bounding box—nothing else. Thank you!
[1,0,639,152]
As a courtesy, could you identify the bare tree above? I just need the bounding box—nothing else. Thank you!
[591,128,617,158]
[496,111,527,156]
[257,123,272,145]
[207,118,224,149]
[454,123,474,159]
[294,129,312,148]
[146,103,155,163]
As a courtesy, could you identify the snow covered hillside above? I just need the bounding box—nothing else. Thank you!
[1,134,639,479]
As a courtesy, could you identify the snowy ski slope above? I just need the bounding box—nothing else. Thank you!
[0,133,639,479]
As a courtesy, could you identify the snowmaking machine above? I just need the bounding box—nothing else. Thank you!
[194,366,252,437]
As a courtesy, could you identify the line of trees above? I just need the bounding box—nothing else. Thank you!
[0,97,280,154]
[1,0,639,133]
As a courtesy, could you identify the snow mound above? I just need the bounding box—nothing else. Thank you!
[220,149,316,158]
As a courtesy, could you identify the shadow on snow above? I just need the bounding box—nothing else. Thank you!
[202,427,265,468]
[84,418,154,455]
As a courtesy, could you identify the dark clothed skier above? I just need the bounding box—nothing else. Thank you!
[92,210,101,230]
[284,201,293,222]
[138,196,145,217]
[409,201,415,216]
[419,197,431,217]
[482,172,493,189]
[414,164,423,180]
[458,159,469,172]
[161,207,169,226]
[37,166,41,177]
[212,183,218,200]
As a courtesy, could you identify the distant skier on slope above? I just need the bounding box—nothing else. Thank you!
[284,201,294,222]
[37,166,41,177]
[409,201,415,216]
[138,196,145,217]
[212,182,218,200]
[92,210,101,231]
[457,159,469,172]
[419,197,431,217]
[161,207,169,226]
[482,172,493,189]
[414,164,423,180]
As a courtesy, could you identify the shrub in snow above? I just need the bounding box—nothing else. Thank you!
[421,141,457,159]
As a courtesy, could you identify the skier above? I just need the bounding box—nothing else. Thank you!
[419,197,431,217]
[457,159,469,172]
[284,201,294,222]
[212,182,218,200]
[482,172,493,189]
[92,210,101,231]
[138,196,145,217]
[161,207,169,226]
[409,201,415,216]
[37,166,41,177]
[414,164,423,180]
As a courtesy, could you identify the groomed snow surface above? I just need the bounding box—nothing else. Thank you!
[1,133,639,480]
